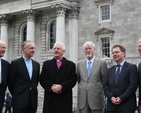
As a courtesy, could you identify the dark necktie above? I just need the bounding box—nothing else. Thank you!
[115,65,121,84]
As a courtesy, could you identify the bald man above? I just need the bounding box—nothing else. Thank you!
[0,41,10,113]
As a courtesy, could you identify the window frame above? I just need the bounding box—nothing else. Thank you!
[100,37,110,58]
[99,4,111,23]
[46,19,56,51]
[22,25,27,42]
[49,20,56,50]
[19,23,27,53]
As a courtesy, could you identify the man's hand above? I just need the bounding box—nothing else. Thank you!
[111,96,121,105]
[51,84,62,94]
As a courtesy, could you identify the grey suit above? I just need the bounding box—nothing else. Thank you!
[77,57,107,112]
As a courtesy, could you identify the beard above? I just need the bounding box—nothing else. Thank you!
[86,54,92,59]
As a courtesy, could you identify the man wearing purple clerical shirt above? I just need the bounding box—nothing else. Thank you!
[39,42,77,113]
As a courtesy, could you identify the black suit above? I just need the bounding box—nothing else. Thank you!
[8,57,40,113]
[39,57,77,113]
[103,61,138,113]
[138,62,141,107]
[0,59,10,113]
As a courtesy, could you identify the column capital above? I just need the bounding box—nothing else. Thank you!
[51,3,70,16]
[0,14,9,25]
[22,9,36,22]
[70,6,80,19]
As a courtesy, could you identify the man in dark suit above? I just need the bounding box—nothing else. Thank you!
[0,41,10,113]
[39,42,77,113]
[103,44,138,113]
[8,40,40,113]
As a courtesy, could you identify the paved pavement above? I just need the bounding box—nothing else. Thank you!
[1,109,139,113]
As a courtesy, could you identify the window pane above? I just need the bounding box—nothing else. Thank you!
[50,20,56,49]
[101,5,110,21]
[101,37,110,58]
[23,26,27,42]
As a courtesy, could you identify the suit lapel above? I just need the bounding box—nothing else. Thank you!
[111,66,116,86]
[1,59,4,82]
[82,59,87,78]
[87,58,98,79]
[138,62,141,74]
[116,61,128,85]
[58,58,67,72]
[51,58,59,72]
[20,57,31,80]
[50,58,69,73]
[31,60,35,80]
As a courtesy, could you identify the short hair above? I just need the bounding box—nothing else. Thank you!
[53,42,65,50]
[112,44,126,52]
[22,40,34,49]
[83,41,96,50]
[138,39,141,43]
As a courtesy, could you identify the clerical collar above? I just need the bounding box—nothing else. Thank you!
[56,59,62,62]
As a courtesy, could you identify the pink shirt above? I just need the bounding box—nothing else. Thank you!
[56,60,62,69]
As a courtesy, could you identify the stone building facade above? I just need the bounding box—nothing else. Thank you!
[0,0,141,112]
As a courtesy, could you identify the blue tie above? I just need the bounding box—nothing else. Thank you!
[115,65,121,84]
[87,61,91,76]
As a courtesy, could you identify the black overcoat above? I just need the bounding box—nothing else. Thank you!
[40,57,77,113]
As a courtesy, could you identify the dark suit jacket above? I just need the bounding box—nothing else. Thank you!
[103,61,138,111]
[0,59,10,108]
[138,62,141,106]
[8,57,40,110]
[39,57,77,113]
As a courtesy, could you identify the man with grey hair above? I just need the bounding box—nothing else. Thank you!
[8,40,40,113]
[40,41,77,113]
[77,41,107,113]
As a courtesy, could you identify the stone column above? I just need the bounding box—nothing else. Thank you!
[69,5,79,63]
[0,15,9,60]
[69,5,80,111]
[24,9,36,42]
[52,4,66,44]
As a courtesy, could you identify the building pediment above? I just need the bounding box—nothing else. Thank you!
[94,0,114,3]
[94,0,114,7]
[95,27,115,35]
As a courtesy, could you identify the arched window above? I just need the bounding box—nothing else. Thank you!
[23,25,27,42]
[19,24,27,54]
[49,20,56,49]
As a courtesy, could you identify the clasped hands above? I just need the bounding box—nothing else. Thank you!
[51,84,62,94]
[111,97,121,105]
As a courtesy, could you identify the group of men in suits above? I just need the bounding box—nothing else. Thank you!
[0,40,40,113]
[0,40,78,113]
[0,39,141,113]
[77,40,141,113]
